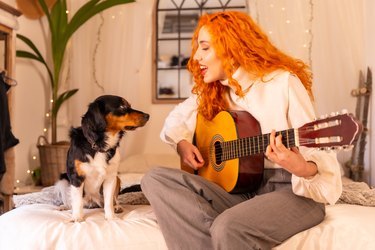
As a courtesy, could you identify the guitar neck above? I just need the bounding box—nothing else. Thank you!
[221,129,296,161]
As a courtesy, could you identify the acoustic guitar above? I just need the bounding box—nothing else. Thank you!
[181,110,362,194]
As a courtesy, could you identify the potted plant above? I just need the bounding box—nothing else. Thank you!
[16,0,135,186]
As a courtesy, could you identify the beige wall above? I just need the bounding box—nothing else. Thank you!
[4,0,375,185]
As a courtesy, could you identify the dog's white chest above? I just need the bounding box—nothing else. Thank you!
[83,150,120,177]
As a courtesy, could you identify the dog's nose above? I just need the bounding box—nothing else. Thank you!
[144,113,150,120]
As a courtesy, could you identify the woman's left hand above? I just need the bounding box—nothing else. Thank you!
[265,130,318,178]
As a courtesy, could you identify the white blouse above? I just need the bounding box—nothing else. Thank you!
[160,68,342,205]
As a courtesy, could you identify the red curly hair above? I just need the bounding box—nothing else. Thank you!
[187,11,313,121]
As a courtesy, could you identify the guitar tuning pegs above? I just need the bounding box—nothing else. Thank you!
[330,112,339,117]
[341,109,348,114]
[343,145,354,151]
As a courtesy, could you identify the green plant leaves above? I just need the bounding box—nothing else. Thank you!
[52,88,79,116]
[16,34,54,87]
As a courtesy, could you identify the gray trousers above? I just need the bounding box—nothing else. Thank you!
[141,167,325,250]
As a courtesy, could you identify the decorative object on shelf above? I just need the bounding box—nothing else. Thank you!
[16,0,135,186]
[162,13,198,34]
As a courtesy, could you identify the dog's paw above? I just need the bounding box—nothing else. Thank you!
[64,217,85,223]
[104,212,116,220]
[114,205,123,214]
[58,205,70,211]
[73,218,85,223]
[70,213,85,223]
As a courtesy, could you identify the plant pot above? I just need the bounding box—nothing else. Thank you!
[37,136,70,186]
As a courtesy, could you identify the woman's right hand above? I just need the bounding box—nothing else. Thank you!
[177,140,205,170]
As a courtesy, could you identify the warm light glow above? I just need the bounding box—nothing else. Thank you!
[46,113,50,117]
[50,99,53,103]
[16,179,20,184]
[32,156,37,160]
[44,128,47,132]
[27,170,31,174]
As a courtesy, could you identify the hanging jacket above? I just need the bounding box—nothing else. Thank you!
[0,74,19,179]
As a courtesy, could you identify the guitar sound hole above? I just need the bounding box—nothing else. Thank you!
[214,141,223,165]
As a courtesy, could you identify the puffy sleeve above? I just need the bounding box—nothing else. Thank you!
[287,75,342,205]
[160,95,198,150]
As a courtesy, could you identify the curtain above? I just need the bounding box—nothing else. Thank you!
[250,0,365,116]
[66,0,156,157]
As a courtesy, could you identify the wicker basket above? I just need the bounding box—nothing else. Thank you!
[37,136,70,186]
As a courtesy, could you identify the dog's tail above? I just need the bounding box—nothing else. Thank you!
[55,174,71,208]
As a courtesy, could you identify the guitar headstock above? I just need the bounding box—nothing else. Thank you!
[297,111,363,150]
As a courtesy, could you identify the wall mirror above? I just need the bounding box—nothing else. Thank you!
[153,0,249,104]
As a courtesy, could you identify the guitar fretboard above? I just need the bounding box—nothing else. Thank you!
[219,129,297,161]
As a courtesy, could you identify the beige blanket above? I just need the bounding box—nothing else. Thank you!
[337,180,375,206]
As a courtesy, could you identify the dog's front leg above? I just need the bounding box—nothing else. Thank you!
[71,184,84,222]
[103,176,116,220]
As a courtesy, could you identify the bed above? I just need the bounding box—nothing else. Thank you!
[0,153,374,250]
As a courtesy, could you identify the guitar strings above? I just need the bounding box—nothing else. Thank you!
[197,124,326,161]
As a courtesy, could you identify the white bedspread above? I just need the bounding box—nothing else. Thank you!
[0,204,167,250]
[0,203,374,250]
[275,204,375,250]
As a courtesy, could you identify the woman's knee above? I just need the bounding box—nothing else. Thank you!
[141,167,166,193]
[210,211,244,248]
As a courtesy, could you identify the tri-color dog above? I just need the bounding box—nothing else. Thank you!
[66,95,149,222]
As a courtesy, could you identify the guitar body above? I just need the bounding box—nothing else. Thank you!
[194,111,264,193]
[181,109,362,194]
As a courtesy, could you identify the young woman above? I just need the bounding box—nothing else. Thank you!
[141,11,342,249]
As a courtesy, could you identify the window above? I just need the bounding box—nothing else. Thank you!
[153,0,248,103]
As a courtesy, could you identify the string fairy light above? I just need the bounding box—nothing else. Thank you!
[253,0,313,66]
[307,0,314,67]
[92,12,105,92]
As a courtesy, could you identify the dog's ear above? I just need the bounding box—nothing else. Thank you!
[81,102,106,146]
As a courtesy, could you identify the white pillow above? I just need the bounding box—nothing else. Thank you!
[118,173,144,189]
